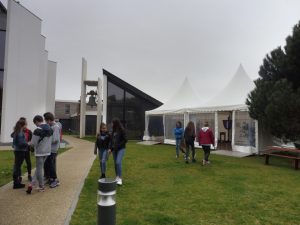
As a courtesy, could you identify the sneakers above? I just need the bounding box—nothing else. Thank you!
[49,180,59,188]
[26,184,32,194]
[116,177,122,186]
[202,160,211,165]
[13,183,25,189]
[37,186,45,192]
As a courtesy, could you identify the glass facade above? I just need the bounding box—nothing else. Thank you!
[106,78,161,140]
[234,111,256,147]
[148,115,164,136]
[189,113,215,141]
[164,114,184,139]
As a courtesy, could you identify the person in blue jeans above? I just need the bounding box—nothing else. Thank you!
[94,122,111,179]
[11,119,28,189]
[173,121,184,158]
[110,118,127,186]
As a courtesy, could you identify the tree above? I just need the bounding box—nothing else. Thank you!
[246,21,300,141]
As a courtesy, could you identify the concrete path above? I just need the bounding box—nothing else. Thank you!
[0,136,96,225]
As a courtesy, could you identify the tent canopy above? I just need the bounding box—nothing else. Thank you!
[146,77,202,115]
[203,64,255,107]
[146,64,255,115]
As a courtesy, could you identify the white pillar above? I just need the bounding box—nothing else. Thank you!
[232,110,236,149]
[214,112,218,149]
[184,112,189,128]
[143,114,150,141]
[80,58,87,138]
[102,74,108,124]
[96,77,102,135]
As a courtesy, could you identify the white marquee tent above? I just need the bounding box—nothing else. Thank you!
[144,65,269,154]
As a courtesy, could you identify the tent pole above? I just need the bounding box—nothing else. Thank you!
[232,110,236,150]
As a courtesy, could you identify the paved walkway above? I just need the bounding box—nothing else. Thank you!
[0,136,96,225]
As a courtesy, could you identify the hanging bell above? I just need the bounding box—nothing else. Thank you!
[87,95,97,107]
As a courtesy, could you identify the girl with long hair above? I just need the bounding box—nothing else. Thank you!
[184,121,196,164]
[110,118,127,185]
[94,122,111,178]
[12,119,28,189]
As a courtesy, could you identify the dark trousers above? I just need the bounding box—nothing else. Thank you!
[24,150,32,175]
[44,155,51,179]
[202,145,211,161]
[13,151,25,184]
[48,153,57,179]
[185,141,195,160]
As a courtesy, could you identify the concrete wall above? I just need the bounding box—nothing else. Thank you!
[46,60,57,113]
[1,0,56,142]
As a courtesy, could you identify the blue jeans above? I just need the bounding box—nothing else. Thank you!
[98,148,109,174]
[175,139,181,157]
[112,148,125,177]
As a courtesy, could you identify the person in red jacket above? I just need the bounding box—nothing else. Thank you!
[198,121,214,165]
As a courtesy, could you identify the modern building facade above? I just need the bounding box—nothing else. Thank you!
[0,0,57,142]
[102,69,162,139]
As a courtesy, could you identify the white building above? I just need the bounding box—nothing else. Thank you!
[0,0,57,143]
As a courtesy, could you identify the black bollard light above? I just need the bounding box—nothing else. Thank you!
[97,178,117,225]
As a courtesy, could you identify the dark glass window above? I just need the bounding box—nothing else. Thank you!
[125,91,144,139]
[148,116,164,136]
[0,30,5,70]
[65,104,70,114]
[107,81,125,128]
[106,77,162,140]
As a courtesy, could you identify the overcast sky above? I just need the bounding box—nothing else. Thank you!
[2,0,300,103]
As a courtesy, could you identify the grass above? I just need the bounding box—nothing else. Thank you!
[0,147,71,187]
[70,140,300,225]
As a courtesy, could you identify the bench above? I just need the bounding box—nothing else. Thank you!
[264,146,300,170]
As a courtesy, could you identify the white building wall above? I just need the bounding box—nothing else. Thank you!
[0,0,54,142]
[46,60,57,113]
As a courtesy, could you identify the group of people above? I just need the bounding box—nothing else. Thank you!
[94,118,127,186]
[11,112,61,193]
[174,121,214,165]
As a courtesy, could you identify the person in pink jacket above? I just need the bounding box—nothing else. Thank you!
[198,122,214,165]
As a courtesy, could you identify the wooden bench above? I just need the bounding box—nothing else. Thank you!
[264,146,300,170]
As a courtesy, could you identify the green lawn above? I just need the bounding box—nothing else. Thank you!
[0,147,70,187]
[71,141,300,225]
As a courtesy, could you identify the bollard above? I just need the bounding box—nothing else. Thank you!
[97,178,117,225]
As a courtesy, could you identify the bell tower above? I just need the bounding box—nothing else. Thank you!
[80,57,102,138]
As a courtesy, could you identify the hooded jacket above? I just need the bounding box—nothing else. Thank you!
[12,131,28,151]
[198,127,214,146]
[31,123,53,156]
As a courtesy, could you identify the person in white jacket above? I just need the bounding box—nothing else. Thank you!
[27,115,53,193]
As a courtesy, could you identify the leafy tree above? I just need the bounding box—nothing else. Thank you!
[246,21,300,141]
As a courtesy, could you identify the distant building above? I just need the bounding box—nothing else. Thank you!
[102,69,162,139]
[0,0,57,143]
[55,69,162,139]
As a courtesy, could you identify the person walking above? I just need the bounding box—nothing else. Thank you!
[198,121,214,165]
[110,118,127,186]
[184,121,196,164]
[11,120,28,189]
[173,121,184,158]
[94,122,111,179]
[27,115,53,193]
[44,112,61,188]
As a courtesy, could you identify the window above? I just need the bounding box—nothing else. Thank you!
[65,104,70,114]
